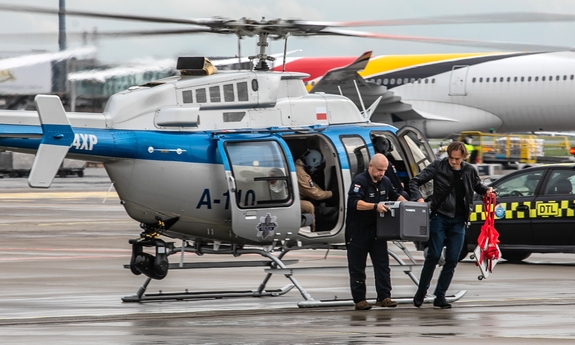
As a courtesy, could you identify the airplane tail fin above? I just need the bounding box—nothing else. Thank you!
[28,95,74,188]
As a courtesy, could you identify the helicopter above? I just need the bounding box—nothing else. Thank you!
[1,5,557,306]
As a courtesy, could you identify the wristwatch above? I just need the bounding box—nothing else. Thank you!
[373,203,377,210]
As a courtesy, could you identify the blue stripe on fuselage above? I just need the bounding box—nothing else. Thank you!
[0,123,400,167]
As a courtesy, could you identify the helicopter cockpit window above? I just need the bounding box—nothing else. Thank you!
[237,82,249,101]
[196,88,207,103]
[223,84,235,102]
[341,136,368,179]
[182,90,193,103]
[224,141,292,209]
[209,86,221,102]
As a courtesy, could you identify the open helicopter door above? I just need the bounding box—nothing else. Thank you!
[217,136,301,243]
[396,126,435,198]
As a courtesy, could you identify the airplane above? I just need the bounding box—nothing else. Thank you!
[0,12,442,306]
[273,50,575,139]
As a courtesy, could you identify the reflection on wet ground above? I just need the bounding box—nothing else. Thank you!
[2,169,575,344]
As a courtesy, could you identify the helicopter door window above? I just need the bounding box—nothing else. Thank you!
[196,88,207,103]
[341,136,368,179]
[209,86,221,102]
[223,84,235,102]
[224,141,292,209]
[237,82,249,101]
[182,90,193,104]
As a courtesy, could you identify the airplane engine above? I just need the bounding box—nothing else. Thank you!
[129,238,169,280]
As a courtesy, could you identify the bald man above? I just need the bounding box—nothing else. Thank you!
[345,153,407,310]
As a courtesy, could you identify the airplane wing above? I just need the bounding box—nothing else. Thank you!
[309,52,413,116]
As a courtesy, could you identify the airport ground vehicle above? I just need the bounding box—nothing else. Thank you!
[457,131,572,166]
[0,151,85,178]
[463,164,575,262]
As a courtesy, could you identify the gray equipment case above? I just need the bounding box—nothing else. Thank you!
[376,201,429,241]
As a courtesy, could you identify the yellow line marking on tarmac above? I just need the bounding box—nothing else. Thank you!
[0,191,118,199]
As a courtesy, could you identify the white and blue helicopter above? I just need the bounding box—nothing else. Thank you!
[0,9,442,306]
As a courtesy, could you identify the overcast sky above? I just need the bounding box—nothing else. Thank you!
[2,0,575,64]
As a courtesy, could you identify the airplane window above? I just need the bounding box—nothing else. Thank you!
[410,78,415,83]
[397,79,402,85]
[432,78,435,83]
[383,79,388,85]
[252,79,259,91]
[472,77,476,83]
[549,75,553,80]
[571,75,574,80]
[424,79,428,84]
[542,76,546,81]
[390,79,395,85]
[500,77,504,82]
[222,84,234,102]
[564,75,567,80]
[182,90,193,104]
[535,76,538,82]
[521,77,524,82]
[528,77,531,82]
[486,78,490,82]
[418,79,421,84]
[479,78,483,83]
[556,75,560,81]
[196,88,207,103]
[376,79,382,85]
[514,77,518,82]
[209,86,221,102]
[237,82,248,101]
[404,78,409,84]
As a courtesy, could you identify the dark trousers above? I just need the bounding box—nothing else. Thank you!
[416,213,466,298]
[347,234,392,303]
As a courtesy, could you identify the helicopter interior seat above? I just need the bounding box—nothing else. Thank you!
[313,165,339,231]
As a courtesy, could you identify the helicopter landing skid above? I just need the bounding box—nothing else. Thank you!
[122,245,314,303]
[121,276,294,302]
[297,290,467,308]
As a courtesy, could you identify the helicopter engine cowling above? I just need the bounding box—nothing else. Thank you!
[129,238,169,280]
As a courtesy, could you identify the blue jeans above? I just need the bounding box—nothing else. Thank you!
[416,213,466,298]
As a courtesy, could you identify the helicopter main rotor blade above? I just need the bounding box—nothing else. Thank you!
[319,28,572,52]
[3,3,575,29]
[0,3,222,26]
[300,12,575,28]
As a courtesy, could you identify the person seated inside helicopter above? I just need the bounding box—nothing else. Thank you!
[296,149,334,231]
[372,136,410,199]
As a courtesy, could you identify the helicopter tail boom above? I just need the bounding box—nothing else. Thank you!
[27,95,74,188]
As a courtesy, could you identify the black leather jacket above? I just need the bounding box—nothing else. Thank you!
[409,158,489,219]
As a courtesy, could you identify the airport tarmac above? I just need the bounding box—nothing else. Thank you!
[1,168,575,344]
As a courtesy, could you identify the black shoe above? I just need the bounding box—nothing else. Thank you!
[413,292,425,308]
[433,296,452,309]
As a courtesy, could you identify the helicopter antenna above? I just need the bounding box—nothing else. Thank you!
[353,80,367,114]
[237,34,241,69]
[282,33,290,72]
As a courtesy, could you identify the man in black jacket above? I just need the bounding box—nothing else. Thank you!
[346,153,407,310]
[409,141,493,309]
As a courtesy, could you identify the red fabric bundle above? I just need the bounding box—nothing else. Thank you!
[476,193,500,272]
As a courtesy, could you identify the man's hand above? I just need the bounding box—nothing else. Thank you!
[416,198,425,203]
